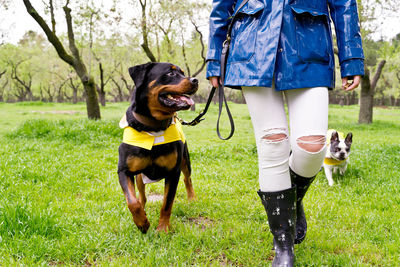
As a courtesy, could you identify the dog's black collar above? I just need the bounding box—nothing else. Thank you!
[126,105,172,132]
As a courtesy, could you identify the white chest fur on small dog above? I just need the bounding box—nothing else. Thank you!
[323,130,353,186]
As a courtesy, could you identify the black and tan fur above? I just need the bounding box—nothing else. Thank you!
[117,62,198,233]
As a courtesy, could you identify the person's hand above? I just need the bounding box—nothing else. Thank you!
[342,75,361,91]
[209,76,221,88]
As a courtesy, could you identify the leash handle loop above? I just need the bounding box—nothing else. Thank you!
[216,85,235,140]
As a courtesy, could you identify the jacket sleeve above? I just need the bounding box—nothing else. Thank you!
[328,0,365,78]
[206,0,237,79]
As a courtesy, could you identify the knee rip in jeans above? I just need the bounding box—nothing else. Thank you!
[296,135,326,153]
[261,128,288,143]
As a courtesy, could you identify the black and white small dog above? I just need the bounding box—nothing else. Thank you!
[323,130,353,186]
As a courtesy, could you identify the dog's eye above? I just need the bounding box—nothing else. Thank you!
[166,72,176,77]
[335,147,341,152]
[346,148,350,152]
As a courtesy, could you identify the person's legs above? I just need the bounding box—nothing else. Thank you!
[285,87,329,244]
[286,87,328,176]
[243,86,295,267]
[242,86,291,192]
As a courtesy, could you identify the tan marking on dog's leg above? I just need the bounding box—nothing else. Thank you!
[157,177,179,233]
[118,172,150,233]
[136,173,147,208]
[181,159,196,201]
[154,151,178,171]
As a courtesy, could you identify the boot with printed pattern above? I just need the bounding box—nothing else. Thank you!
[258,186,296,267]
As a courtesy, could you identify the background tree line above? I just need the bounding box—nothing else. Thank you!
[0,0,215,119]
[0,0,399,123]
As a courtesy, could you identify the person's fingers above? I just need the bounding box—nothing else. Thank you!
[343,75,361,91]
[209,76,221,88]
[341,77,349,90]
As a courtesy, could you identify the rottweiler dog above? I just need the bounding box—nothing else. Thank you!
[117,62,198,233]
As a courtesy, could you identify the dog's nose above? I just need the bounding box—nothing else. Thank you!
[190,77,199,85]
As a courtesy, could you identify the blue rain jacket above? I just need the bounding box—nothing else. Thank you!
[206,0,365,91]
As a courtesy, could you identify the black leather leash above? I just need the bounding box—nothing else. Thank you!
[180,0,249,140]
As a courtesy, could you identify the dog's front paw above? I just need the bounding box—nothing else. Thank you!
[156,222,170,233]
[187,192,197,202]
[130,205,150,233]
[136,220,150,233]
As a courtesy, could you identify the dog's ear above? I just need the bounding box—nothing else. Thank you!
[330,131,339,143]
[345,132,353,145]
[128,62,154,91]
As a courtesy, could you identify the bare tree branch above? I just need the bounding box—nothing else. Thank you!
[0,70,6,79]
[139,0,157,62]
[180,31,191,76]
[191,17,206,77]
[49,0,56,34]
[63,3,81,62]
[23,0,74,65]
[10,60,33,100]
[371,60,386,90]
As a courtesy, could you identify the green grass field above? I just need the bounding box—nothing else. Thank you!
[0,101,399,266]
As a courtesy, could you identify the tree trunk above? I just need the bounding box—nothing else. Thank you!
[97,85,106,106]
[73,89,78,104]
[358,67,374,123]
[358,60,386,124]
[98,63,106,106]
[82,76,101,119]
[69,77,79,104]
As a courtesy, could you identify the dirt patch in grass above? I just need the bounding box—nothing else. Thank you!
[215,252,243,267]
[31,110,81,114]
[187,216,214,230]
[147,193,163,202]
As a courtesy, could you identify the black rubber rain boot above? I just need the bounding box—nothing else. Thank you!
[290,168,315,244]
[258,186,296,267]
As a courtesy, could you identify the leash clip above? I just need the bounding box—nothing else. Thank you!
[177,115,204,126]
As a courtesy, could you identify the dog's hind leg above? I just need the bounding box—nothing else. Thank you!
[136,173,147,208]
[118,171,150,233]
[157,173,180,232]
[181,143,196,201]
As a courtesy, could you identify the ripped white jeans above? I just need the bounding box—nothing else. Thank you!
[242,86,328,192]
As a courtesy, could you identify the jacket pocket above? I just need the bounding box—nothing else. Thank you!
[291,6,331,64]
[228,0,264,63]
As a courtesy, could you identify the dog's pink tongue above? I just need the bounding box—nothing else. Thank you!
[177,95,194,106]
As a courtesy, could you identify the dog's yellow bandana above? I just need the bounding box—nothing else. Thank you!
[323,157,346,166]
[122,118,185,150]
